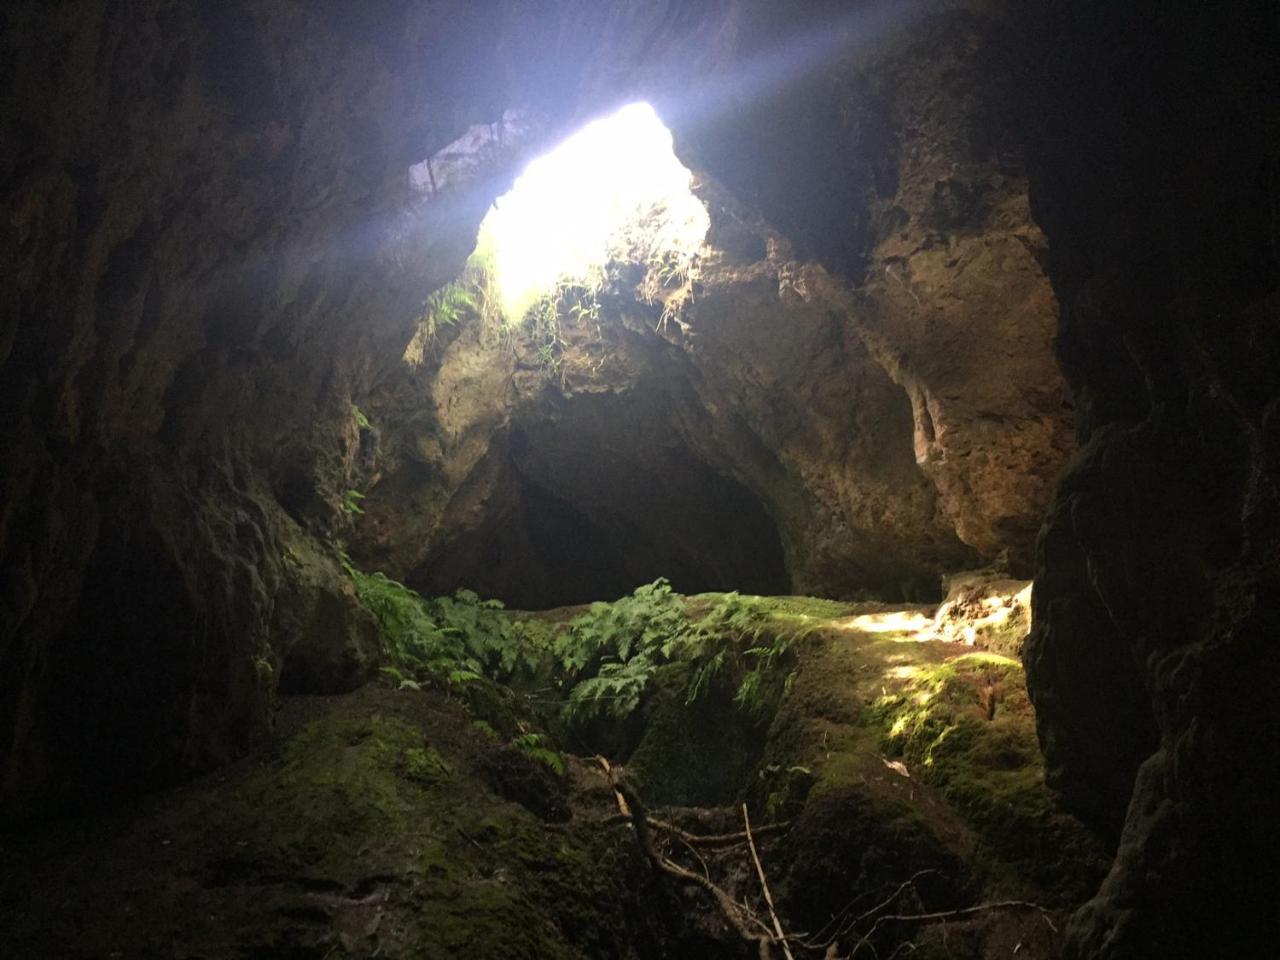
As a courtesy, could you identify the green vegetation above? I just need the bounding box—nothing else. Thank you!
[868,653,1053,832]
[338,561,811,739]
[402,744,452,785]
[429,284,480,329]
[341,559,545,691]
[334,558,1103,901]
[410,235,695,383]
[224,691,656,959]
[350,403,371,430]
[341,488,366,516]
[757,762,817,821]
[511,732,565,776]
[403,250,501,364]
[553,581,807,724]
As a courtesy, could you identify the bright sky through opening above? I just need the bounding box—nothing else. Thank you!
[475,103,708,322]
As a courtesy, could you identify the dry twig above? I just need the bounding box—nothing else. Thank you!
[743,802,797,960]
[849,900,1058,959]
[650,816,792,848]
[596,757,777,959]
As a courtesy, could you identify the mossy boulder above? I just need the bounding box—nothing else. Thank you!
[0,684,679,959]
[626,661,770,806]
[867,652,1109,900]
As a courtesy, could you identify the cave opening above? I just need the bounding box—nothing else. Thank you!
[390,100,805,608]
[474,101,708,324]
[407,389,792,609]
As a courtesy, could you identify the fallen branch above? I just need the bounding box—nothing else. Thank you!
[596,757,776,959]
[850,900,1058,958]
[800,870,943,950]
[743,802,796,960]
[649,816,793,848]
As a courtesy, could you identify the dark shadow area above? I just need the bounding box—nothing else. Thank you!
[409,391,791,609]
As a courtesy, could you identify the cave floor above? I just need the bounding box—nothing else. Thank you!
[0,595,1107,960]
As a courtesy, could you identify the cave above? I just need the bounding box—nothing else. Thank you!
[2,3,1277,959]
[407,395,793,610]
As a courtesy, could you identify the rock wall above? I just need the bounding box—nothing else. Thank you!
[352,178,979,606]
[0,0,809,817]
[1016,2,1280,956]
[0,0,525,814]
[679,3,1076,574]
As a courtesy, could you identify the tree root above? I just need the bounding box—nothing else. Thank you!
[846,900,1059,958]
[593,757,1055,960]
[597,757,781,959]
[649,815,793,848]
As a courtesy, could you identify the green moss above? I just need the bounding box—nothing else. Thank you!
[757,762,817,821]
[865,653,1107,892]
[756,595,858,620]
[233,714,424,875]
[686,592,854,622]
[627,661,768,806]
[224,689,667,958]
[402,745,451,784]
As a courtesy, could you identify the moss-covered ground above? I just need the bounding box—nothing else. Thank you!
[0,686,676,959]
[0,582,1106,960]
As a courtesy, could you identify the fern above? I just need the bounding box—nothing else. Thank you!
[346,559,804,735]
[556,583,810,725]
[684,649,726,705]
[345,554,553,696]
[342,488,366,516]
[511,732,565,776]
[553,578,700,682]
[566,654,657,723]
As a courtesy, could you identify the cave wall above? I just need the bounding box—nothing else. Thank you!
[0,0,551,814]
[7,8,1273,957]
[677,2,1076,575]
[352,178,982,606]
[1015,2,1280,956]
[0,0,809,817]
[354,5,1073,603]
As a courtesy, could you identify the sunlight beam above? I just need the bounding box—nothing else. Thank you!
[475,102,708,322]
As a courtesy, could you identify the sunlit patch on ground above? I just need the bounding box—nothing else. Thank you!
[842,609,938,639]
[823,576,1033,654]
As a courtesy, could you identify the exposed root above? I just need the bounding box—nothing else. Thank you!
[597,756,779,958]
[848,900,1059,957]
[800,871,944,948]
[649,816,793,848]
[593,756,1055,960]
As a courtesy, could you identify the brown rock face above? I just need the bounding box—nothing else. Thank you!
[855,29,1074,571]
[352,166,1068,606]
[682,6,1075,573]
